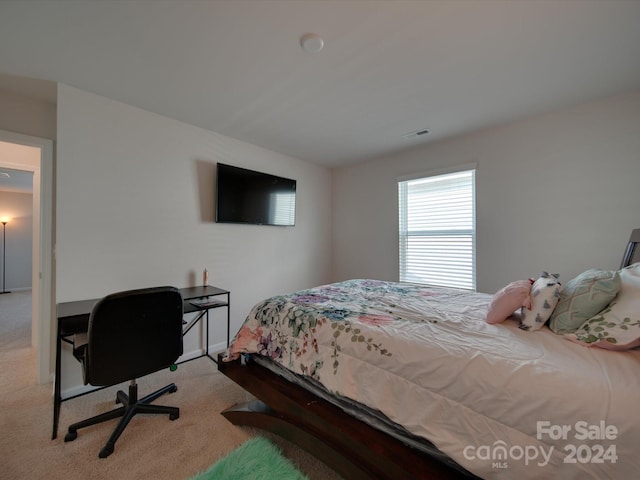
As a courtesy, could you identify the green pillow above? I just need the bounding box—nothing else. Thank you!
[567,263,640,350]
[549,269,620,334]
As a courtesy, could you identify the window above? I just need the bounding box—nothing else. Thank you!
[398,166,476,290]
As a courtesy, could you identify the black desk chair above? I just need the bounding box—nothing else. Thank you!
[64,286,184,458]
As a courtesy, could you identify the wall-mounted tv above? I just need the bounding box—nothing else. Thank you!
[215,163,296,226]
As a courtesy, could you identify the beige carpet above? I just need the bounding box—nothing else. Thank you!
[0,292,343,480]
[0,290,31,350]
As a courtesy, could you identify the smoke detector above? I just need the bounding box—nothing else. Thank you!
[300,33,324,53]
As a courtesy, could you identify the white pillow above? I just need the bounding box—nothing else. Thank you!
[519,272,561,331]
[567,263,640,350]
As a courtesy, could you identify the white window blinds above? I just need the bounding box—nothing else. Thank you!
[398,168,476,290]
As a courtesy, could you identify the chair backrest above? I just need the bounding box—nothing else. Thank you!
[620,229,640,268]
[85,286,183,386]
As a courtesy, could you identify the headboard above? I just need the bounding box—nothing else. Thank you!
[620,228,640,268]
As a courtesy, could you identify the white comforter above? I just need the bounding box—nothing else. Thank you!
[225,279,640,479]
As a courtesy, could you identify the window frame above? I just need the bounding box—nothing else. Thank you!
[397,163,477,290]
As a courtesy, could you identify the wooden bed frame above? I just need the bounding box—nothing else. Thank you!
[218,354,478,480]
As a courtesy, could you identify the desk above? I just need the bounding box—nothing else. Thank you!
[52,285,230,440]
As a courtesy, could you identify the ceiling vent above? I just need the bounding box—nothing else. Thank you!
[402,129,429,140]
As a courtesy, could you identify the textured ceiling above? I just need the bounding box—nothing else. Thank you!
[1,1,640,167]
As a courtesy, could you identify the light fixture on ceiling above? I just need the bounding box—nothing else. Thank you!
[300,33,324,53]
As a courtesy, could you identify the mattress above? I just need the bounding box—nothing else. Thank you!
[225,279,640,479]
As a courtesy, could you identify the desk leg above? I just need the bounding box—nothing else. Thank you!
[204,310,218,364]
[52,325,62,440]
[205,309,210,360]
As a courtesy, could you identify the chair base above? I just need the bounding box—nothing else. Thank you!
[64,381,179,458]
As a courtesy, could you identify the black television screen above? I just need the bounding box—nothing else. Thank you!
[215,163,296,226]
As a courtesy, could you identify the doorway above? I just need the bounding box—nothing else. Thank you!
[0,131,54,384]
[0,164,34,352]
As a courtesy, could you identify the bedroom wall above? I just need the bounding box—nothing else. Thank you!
[0,88,57,140]
[0,191,33,290]
[332,89,640,294]
[56,84,332,392]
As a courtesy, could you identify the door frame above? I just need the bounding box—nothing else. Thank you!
[0,129,54,384]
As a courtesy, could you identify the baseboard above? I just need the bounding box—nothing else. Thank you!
[59,340,228,399]
[3,287,31,292]
[60,383,103,400]
[177,340,227,363]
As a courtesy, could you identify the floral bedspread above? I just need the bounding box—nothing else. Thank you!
[224,278,489,392]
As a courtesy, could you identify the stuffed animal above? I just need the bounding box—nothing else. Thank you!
[519,272,561,331]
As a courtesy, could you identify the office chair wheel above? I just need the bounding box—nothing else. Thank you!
[64,430,78,442]
[169,385,178,394]
[99,442,114,459]
[170,411,179,421]
[115,389,127,405]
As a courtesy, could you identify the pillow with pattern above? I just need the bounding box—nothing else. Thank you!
[519,272,561,331]
[549,269,621,334]
[567,263,640,350]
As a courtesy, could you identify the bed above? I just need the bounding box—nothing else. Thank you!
[218,233,640,479]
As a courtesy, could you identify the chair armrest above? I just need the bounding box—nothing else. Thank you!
[72,332,88,360]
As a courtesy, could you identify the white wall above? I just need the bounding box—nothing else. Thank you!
[332,90,640,294]
[56,84,332,392]
[0,191,32,289]
[0,89,57,140]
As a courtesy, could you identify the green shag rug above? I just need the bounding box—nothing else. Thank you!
[189,437,309,480]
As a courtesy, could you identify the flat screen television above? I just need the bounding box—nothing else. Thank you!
[215,163,296,226]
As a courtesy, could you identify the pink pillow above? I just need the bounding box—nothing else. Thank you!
[486,279,533,324]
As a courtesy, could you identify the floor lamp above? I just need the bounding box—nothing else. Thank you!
[1,219,10,295]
